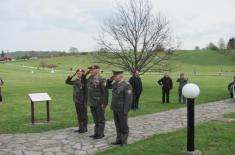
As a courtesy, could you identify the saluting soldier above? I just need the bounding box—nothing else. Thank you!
[0,77,3,104]
[158,73,173,104]
[87,64,109,139]
[65,68,88,133]
[106,71,133,146]
[176,73,188,104]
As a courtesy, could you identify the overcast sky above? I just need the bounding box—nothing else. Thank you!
[0,0,234,52]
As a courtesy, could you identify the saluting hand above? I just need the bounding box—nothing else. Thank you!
[86,69,91,74]
[110,76,114,81]
[70,72,77,78]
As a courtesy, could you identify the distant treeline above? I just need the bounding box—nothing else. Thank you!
[8,51,91,60]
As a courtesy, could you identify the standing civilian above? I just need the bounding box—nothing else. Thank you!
[129,70,142,110]
[158,73,173,104]
[176,73,188,104]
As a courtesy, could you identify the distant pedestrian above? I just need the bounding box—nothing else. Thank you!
[176,73,188,104]
[158,73,173,104]
[0,77,3,104]
[228,76,235,99]
[65,68,89,133]
[129,70,143,110]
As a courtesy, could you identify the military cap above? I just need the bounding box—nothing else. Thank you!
[76,68,85,73]
[112,71,124,76]
[88,64,100,69]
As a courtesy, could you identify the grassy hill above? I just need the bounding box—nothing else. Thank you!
[171,50,235,74]
[8,49,235,74]
[0,49,234,133]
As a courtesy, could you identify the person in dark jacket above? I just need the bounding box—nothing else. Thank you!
[106,71,133,146]
[65,68,88,133]
[0,77,3,104]
[129,70,143,110]
[158,73,173,104]
[176,73,188,104]
[228,76,235,99]
[86,64,109,139]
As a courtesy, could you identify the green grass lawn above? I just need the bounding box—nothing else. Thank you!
[0,50,234,133]
[224,112,235,118]
[97,113,235,155]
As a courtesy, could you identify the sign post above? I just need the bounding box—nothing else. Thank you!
[28,93,51,124]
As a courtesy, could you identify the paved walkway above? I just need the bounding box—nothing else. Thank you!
[0,99,235,155]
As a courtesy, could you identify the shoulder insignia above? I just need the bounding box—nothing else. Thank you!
[102,81,107,87]
[127,89,132,94]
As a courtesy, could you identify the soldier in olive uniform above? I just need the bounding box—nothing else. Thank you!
[87,65,109,139]
[0,77,3,104]
[176,73,188,104]
[65,68,88,133]
[106,71,133,146]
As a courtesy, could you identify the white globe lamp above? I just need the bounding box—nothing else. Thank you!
[182,83,200,99]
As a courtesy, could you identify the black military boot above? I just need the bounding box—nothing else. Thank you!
[74,127,82,133]
[111,141,121,145]
[120,134,128,146]
[93,134,105,139]
[111,133,121,145]
[89,134,97,138]
[78,129,87,133]
[74,129,79,133]
[78,123,88,133]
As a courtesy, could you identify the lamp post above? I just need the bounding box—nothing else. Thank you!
[182,83,201,155]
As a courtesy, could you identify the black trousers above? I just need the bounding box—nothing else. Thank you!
[74,102,88,131]
[90,106,105,136]
[113,111,129,144]
[230,92,234,98]
[162,89,170,103]
[131,93,141,109]
[178,89,186,104]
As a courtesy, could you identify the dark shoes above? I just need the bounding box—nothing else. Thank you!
[74,128,88,133]
[74,129,79,133]
[93,134,105,139]
[89,134,97,138]
[90,134,105,139]
[78,129,88,133]
[111,141,127,146]
[111,141,121,145]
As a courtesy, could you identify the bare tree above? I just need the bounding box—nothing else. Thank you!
[218,38,225,50]
[69,47,79,53]
[96,0,174,74]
